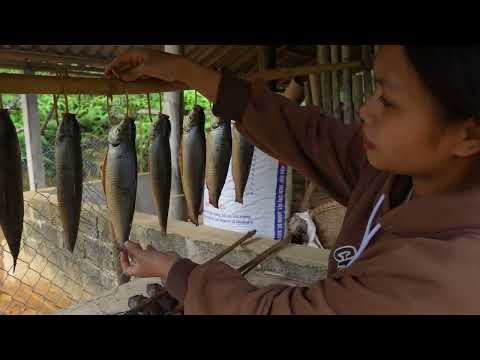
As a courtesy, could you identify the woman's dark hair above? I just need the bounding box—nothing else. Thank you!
[404,45,480,122]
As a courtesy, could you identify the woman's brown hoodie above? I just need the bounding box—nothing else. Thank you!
[166,74,480,315]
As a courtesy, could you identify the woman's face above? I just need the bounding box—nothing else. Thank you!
[359,45,461,177]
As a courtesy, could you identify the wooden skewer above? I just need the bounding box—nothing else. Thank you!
[204,230,257,265]
[237,233,294,276]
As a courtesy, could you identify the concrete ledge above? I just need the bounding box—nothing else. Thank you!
[133,212,331,284]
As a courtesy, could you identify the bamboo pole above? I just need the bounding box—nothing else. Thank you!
[362,45,374,100]
[330,45,341,120]
[318,45,332,117]
[352,72,363,123]
[341,45,353,124]
[0,61,365,96]
[163,45,187,223]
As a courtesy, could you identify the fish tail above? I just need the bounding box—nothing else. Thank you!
[209,194,219,209]
[235,192,244,204]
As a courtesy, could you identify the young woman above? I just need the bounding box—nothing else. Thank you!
[105,45,480,314]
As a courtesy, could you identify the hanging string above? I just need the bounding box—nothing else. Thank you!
[106,95,113,125]
[58,69,69,114]
[194,90,198,106]
[147,93,153,123]
[0,94,3,110]
[125,87,130,118]
[64,93,69,114]
[77,94,82,115]
[159,92,163,113]
[53,94,59,126]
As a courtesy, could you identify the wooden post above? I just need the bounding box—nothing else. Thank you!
[341,45,353,124]
[163,45,187,222]
[21,67,46,191]
[318,45,332,117]
[330,45,341,120]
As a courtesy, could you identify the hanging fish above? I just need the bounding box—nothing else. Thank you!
[0,109,24,271]
[55,113,83,252]
[103,117,138,249]
[231,122,254,204]
[206,116,232,208]
[181,105,206,225]
[149,114,171,236]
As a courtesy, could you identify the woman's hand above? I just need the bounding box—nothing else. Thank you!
[105,48,182,82]
[105,47,222,103]
[120,241,180,280]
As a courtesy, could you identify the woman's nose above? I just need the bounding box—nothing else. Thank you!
[359,96,375,125]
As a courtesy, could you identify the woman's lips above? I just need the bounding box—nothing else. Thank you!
[363,133,376,150]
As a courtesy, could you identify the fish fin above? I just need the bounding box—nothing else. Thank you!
[100,149,108,198]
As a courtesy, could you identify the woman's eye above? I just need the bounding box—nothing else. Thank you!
[379,96,394,108]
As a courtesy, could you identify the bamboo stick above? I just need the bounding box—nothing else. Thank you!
[352,72,363,123]
[341,45,353,124]
[330,45,341,120]
[318,45,332,117]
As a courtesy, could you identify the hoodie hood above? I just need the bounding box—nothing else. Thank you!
[378,172,480,237]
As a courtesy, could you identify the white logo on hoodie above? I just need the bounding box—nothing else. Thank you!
[334,246,357,269]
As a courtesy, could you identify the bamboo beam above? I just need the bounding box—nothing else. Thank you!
[341,46,353,124]
[318,45,332,117]
[331,45,341,120]
[0,61,365,95]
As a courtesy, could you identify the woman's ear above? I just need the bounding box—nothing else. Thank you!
[452,118,480,157]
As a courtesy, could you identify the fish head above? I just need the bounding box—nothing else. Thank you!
[108,117,135,146]
[183,105,205,132]
[150,114,171,140]
[57,113,79,139]
[210,116,230,130]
